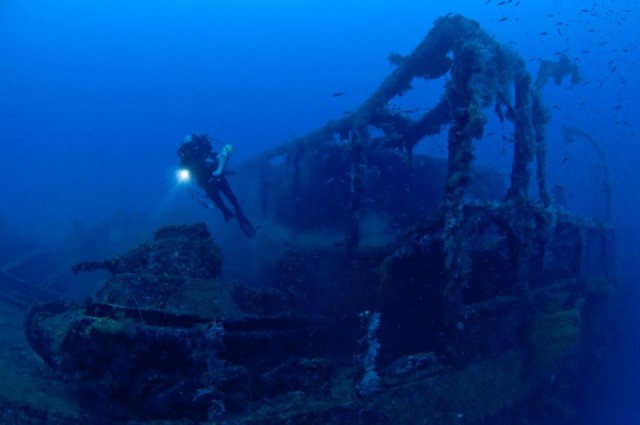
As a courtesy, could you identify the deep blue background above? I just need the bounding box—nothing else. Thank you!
[1,1,638,423]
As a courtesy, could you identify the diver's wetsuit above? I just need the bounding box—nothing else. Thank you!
[177,135,256,238]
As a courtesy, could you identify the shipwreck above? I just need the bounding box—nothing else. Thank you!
[24,14,615,425]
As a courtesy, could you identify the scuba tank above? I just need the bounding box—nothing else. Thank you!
[213,144,234,176]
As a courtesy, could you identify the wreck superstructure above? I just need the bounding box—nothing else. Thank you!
[23,14,615,425]
[236,13,611,318]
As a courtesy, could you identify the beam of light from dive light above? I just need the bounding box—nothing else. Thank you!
[177,168,191,183]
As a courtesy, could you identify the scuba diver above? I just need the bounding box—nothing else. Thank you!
[177,134,256,238]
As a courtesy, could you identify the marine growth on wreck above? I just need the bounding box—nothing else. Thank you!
[22,14,615,425]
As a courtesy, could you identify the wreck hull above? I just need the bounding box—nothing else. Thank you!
[24,210,614,424]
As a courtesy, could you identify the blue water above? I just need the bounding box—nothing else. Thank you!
[1,1,639,423]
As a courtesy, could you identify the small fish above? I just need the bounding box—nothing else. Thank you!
[332,92,345,97]
[499,17,508,22]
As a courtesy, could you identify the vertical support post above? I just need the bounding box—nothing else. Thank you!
[532,94,552,207]
[290,147,302,229]
[346,129,365,250]
[443,105,476,307]
[441,44,486,315]
[259,160,272,217]
[506,75,535,203]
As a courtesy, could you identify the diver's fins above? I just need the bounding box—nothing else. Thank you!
[237,215,257,238]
